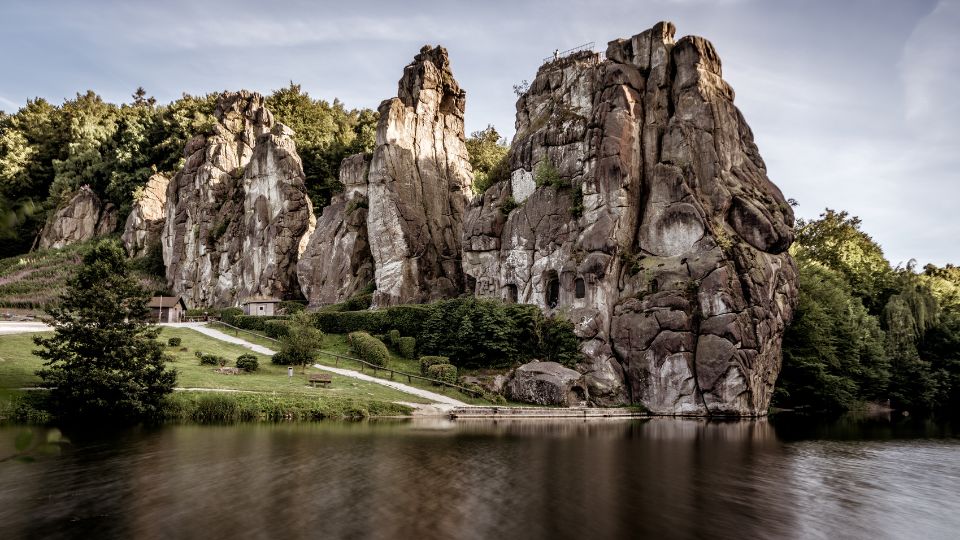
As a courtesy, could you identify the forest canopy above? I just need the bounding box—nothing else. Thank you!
[0,85,377,255]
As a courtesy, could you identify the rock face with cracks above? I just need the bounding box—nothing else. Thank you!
[161,91,314,307]
[296,153,375,305]
[38,185,117,250]
[463,22,798,415]
[365,45,474,306]
[122,173,169,258]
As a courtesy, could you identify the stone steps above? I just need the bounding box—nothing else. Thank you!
[449,406,645,419]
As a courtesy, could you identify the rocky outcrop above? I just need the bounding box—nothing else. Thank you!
[463,22,798,415]
[505,361,588,406]
[122,173,169,257]
[296,153,375,305]
[366,46,474,305]
[161,91,314,307]
[38,186,117,250]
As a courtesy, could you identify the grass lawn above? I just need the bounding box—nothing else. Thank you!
[205,324,498,405]
[0,328,428,406]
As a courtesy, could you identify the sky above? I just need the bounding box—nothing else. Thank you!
[0,0,957,267]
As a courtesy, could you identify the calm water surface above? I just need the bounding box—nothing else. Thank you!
[0,416,957,539]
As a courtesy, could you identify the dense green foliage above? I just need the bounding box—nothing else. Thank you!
[348,332,390,367]
[426,363,458,384]
[279,311,324,371]
[264,319,290,339]
[33,240,177,423]
[0,239,167,310]
[776,209,960,414]
[167,337,182,347]
[419,356,451,375]
[161,392,410,422]
[0,85,376,256]
[465,125,509,194]
[235,353,259,372]
[397,336,417,359]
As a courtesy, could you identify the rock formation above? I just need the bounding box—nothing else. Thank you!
[296,46,474,307]
[365,46,474,305]
[122,173,169,257]
[38,186,117,250]
[296,153,375,305]
[463,22,798,415]
[161,91,314,307]
[505,361,588,406]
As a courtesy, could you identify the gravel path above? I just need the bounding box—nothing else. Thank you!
[171,323,467,406]
[0,322,51,334]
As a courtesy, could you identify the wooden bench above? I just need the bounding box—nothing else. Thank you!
[308,373,333,388]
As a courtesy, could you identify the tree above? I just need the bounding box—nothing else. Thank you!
[33,240,177,423]
[465,125,509,194]
[266,83,378,211]
[792,209,894,313]
[280,310,324,373]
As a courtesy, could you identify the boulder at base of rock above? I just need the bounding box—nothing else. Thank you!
[506,361,589,406]
[38,186,118,249]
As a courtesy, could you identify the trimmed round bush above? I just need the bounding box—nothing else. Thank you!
[426,363,457,385]
[419,355,450,375]
[167,337,182,347]
[236,353,259,372]
[397,336,416,359]
[348,332,389,367]
[271,351,294,365]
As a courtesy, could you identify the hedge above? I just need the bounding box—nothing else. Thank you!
[388,329,401,347]
[220,307,243,325]
[348,332,389,367]
[313,305,431,337]
[199,354,226,366]
[264,319,290,339]
[426,363,457,385]
[397,336,416,359]
[419,356,450,375]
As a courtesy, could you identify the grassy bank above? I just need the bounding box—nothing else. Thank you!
[0,239,166,311]
[0,328,419,425]
[208,323,497,405]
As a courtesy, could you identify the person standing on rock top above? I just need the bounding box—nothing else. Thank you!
[553,48,559,60]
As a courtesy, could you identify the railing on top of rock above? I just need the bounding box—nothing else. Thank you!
[542,42,605,65]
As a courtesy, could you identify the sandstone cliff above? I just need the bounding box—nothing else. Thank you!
[38,186,117,250]
[297,46,474,307]
[463,22,797,415]
[296,153,375,305]
[366,46,474,305]
[161,91,314,307]
[122,173,169,257]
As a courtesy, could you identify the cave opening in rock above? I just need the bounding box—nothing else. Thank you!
[505,284,518,303]
[575,277,586,299]
[545,272,560,308]
[649,278,659,294]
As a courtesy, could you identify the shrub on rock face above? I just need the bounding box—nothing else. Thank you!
[397,336,416,359]
[348,332,389,367]
[236,354,259,372]
[419,355,450,375]
[427,363,457,385]
[167,337,182,347]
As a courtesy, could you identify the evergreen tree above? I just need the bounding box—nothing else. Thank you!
[34,240,177,423]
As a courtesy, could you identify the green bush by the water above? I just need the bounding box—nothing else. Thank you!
[348,332,390,367]
[419,356,450,375]
[426,363,457,385]
[161,392,411,422]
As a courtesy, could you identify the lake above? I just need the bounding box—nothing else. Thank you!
[0,415,957,539]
